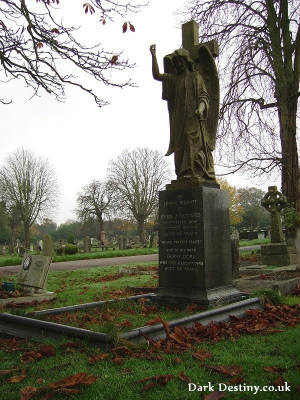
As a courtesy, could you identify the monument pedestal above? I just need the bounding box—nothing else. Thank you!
[156,183,244,306]
[260,243,297,266]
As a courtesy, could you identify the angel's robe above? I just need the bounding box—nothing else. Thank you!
[162,70,215,180]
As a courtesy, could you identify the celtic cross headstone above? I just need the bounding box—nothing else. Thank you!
[261,186,287,243]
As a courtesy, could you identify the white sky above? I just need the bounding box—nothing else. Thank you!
[0,0,278,225]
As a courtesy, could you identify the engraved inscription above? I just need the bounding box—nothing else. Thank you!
[159,194,204,274]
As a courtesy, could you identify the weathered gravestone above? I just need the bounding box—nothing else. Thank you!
[43,235,54,257]
[83,236,91,253]
[231,233,240,279]
[260,186,297,266]
[150,21,243,305]
[17,254,56,299]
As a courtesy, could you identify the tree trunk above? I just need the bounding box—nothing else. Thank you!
[278,92,299,240]
[98,216,104,233]
[278,96,299,211]
[137,219,145,244]
[24,223,30,250]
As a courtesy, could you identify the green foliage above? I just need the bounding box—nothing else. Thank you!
[282,207,300,230]
[256,290,282,306]
[67,233,75,244]
[51,221,81,241]
[0,201,11,242]
[34,218,57,237]
[55,243,78,255]
[237,187,270,230]
[64,243,78,254]
[55,246,64,255]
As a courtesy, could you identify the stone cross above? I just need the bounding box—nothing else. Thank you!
[43,235,54,257]
[261,186,287,243]
[181,21,219,60]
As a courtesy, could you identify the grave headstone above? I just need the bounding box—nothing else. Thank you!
[122,237,128,249]
[83,236,91,253]
[17,245,25,257]
[150,231,158,248]
[118,237,123,250]
[43,235,54,257]
[260,186,297,266]
[231,237,240,279]
[17,254,53,295]
[261,186,287,243]
[257,232,265,240]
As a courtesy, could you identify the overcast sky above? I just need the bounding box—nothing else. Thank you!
[1,0,278,225]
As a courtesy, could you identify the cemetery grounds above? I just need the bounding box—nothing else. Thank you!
[0,260,299,400]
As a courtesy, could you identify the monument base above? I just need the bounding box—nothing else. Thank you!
[0,292,56,307]
[260,243,297,266]
[158,184,244,307]
[154,285,246,307]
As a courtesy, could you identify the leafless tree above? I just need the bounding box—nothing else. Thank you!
[0,148,58,249]
[0,0,145,106]
[76,179,112,232]
[185,0,299,209]
[108,148,170,243]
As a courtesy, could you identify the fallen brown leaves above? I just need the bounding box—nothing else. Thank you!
[20,344,55,363]
[204,392,226,400]
[204,364,243,377]
[1,302,298,397]
[145,316,170,335]
[264,366,287,373]
[141,304,300,354]
[19,372,97,400]
[178,371,192,383]
[137,374,174,391]
[192,349,211,361]
[88,352,109,364]
[8,369,26,383]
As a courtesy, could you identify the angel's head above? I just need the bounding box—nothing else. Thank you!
[173,49,194,73]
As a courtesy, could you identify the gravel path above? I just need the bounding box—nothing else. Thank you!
[0,254,159,276]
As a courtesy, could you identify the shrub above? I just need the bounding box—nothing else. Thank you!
[55,246,64,255]
[65,244,78,255]
[55,244,77,255]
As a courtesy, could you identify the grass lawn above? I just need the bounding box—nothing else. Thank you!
[239,238,270,247]
[0,239,271,268]
[0,248,158,267]
[0,264,299,400]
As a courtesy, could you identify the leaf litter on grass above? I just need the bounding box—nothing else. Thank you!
[2,303,299,397]
[19,372,97,400]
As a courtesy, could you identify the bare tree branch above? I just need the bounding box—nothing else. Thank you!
[75,179,112,232]
[0,0,146,105]
[108,148,170,243]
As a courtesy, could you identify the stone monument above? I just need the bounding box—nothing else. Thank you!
[150,21,243,305]
[43,234,54,257]
[0,253,56,306]
[83,236,91,253]
[260,186,297,266]
[17,254,55,299]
